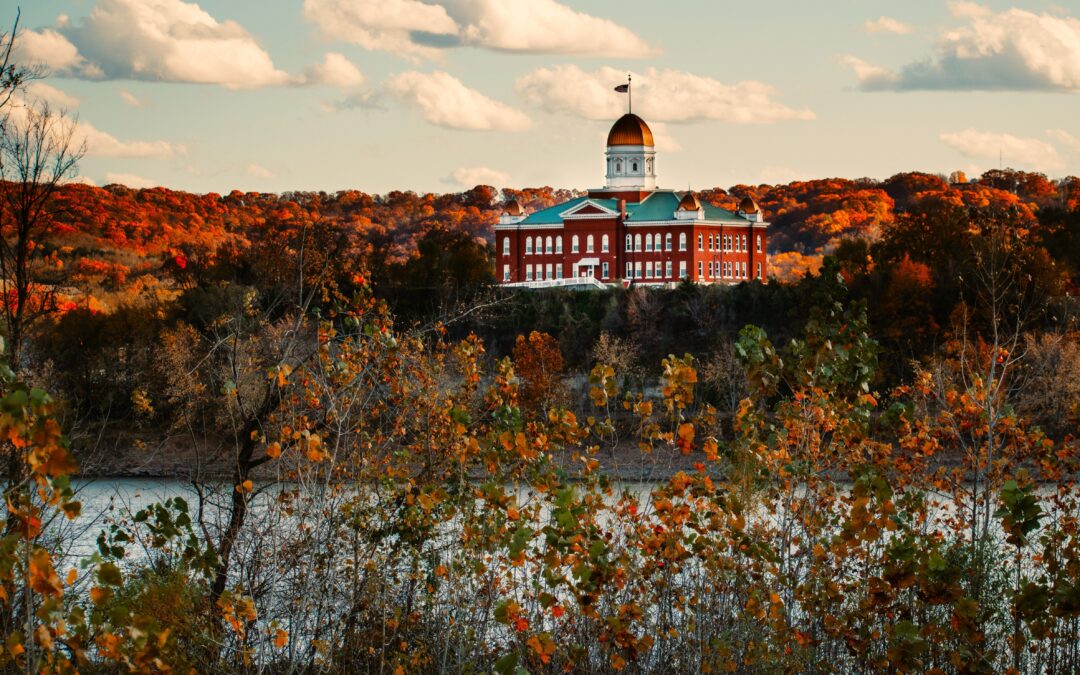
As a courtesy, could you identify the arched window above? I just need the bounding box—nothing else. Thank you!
[545,236,553,254]
[756,235,761,252]
[634,234,642,252]
[572,235,580,253]
[632,161,638,172]
[615,160,623,173]
[586,234,595,253]
[602,234,609,252]
[625,234,632,252]
[645,234,652,252]
[665,233,672,251]
[525,236,532,255]
[556,236,563,253]
[502,237,510,256]
[742,235,748,251]
[679,233,687,251]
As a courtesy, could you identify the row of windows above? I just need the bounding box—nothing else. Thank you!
[697,233,760,253]
[512,234,612,256]
[505,232,764,257]
[508,262,614,282]
[625,232,686,252]
[607,157,653,174]
[696,260,762,280]
[624,260,688,280]
[505,260,764,283]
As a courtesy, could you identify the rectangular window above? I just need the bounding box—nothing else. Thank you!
[602,262,609,279]
[546,264,552,280]
[665,261,673,278]
[697,261,703,278]
[625,262,632,278]
[756,262,761,279]
[679,234,686,252]
[556,264,563,279]
[709,234,714,251]
[635,262,642,278]
[503,264,509,281]
[697,234,703,251]
[645,262,653,278]
[679,261,687,278]
[525,264,533,281]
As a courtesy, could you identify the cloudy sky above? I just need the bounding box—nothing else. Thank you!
[10,0,1080,193]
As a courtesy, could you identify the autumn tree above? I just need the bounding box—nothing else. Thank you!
[0,98,83,367]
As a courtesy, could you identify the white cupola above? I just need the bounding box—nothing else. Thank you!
[604,113,656,190]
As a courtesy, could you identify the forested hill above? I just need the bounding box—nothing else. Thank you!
[41,170,1080,305]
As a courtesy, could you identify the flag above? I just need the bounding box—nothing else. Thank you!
[614,84,629,93]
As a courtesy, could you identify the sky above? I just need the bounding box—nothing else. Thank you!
[7,0,1080,195]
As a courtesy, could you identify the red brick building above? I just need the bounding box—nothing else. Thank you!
[496,113,767,288]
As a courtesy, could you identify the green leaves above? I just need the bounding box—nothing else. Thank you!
[995,479,1043,548]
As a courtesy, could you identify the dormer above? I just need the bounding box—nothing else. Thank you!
[675,191,703,220]
[737,196,763,223]
[499,198,527,225]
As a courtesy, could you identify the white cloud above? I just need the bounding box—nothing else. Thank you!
[78,120,182,159]
[303,52,365,88]
[13,28,101,77]
[105,172,157,188]
[303,0,654,60]
[450,0,655,57]
[66,175,97,186]
[1048,128,1080,154]
[646,122,681,152]
[386,71,530,131]
[516,65,814,124]
[25,82,81,109]
[849,3,1080,92]
[302,0,458,60]
[940,128,1065,171]
[864,16,913,34]
[841,56,901,89]
[246,163,275,179]
[45,0,291,88]
[120,90,147,107]
[446,166,510,188]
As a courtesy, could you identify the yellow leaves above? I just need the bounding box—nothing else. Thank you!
[273,628,288,649]
[526,633,556,664]
[131,388,154,417]
[703,437,719,462]
[28,548,63,597]
[273,363,293,387]
[219,593,258,639]
[97,632,122,659]
[303,433,327,462]
[676,422,695,455]
[90,586,111,606]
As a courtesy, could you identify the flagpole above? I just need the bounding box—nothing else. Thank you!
[628,74,632,114]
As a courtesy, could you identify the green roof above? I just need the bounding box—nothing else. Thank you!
[516,190,748,226]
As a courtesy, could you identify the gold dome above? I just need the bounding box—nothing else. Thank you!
[504,198,525,216]
[678,192,701,211]
[606,113,654,147]
[738,196,760,214]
